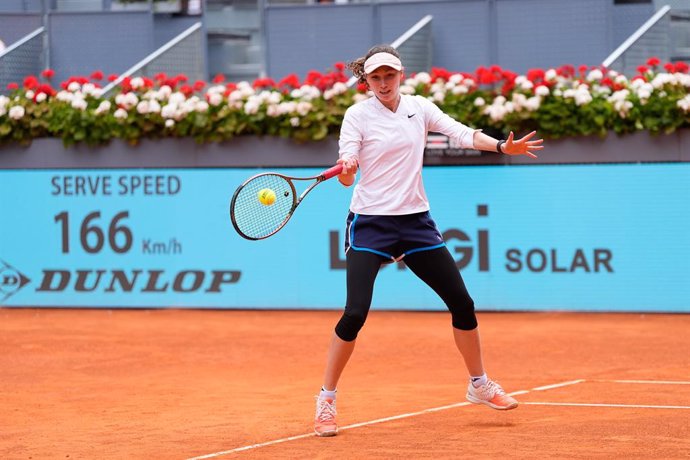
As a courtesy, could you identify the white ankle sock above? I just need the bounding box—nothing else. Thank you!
[319,387,337,399]
[470,374,488,388]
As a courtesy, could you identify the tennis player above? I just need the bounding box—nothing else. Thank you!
[314,45,543,437]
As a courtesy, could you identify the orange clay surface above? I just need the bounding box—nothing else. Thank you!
[1,309,689,460]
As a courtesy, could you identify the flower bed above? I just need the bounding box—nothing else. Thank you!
[1,58,689,147]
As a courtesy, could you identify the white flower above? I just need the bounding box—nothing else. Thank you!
[165,119,175,128]
[161,103,177,119]
[71,97,88,111]
[400,85,415,95]
[95,100,111,115]
[168,92,186,105]
[290,116,300,127]
[130,77,144,89]
[266,91,282,105]
[574,88,592,106]
[586,69,603,82]
[677,95,690,112]
[474,97,486,107]
[296,101,312,116]
[244,99,260,115]
[25,90,35,100]
[449,74,464,84]
[0,95,9,109]
[545,69,558,81]
[414,72,432,84]
[114,108,128,119]
[35,92,47,103]
[56,90,74,102]
[8,105,25,120]
[116,92,139,110]
[82,83,97,96]
[266,104,281,117]
[520,79,534,91]
[535,85,550,97]
[525,96,542,111]
[148,99,161,114]
[195,101,209,112]
[451,85,469,95]
[278,101,296,115]
[332,82,348,94]
[136,100,150,114]
[432,91,445,103]
[67,81,80,92]
[157,85,172,100]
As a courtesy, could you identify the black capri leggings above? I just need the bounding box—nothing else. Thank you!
[335,247,478,341]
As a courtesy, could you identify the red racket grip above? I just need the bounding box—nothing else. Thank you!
[320,164,344,180]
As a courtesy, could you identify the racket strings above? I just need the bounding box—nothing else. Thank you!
[231,174,296,239]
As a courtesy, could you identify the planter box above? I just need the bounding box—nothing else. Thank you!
[1,130,689,170]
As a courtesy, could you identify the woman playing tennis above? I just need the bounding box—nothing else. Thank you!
[314,45,543,437]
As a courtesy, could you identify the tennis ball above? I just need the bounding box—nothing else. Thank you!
[258,188,276,206]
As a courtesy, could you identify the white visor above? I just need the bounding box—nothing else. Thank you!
[363,52,403,74]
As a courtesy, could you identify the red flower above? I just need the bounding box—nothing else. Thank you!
[108,74,119,82]
[557,65,575,78]
[7,82,19,90]
[646,56,660,67]
[526,68,545,83]
[23,75,39,89]
[252,77,276,89]
[356,82,368,93]
[41,68,55,79]
[212,74,225,84]
[278,74,300,89]
[637,65,649,75]
[90,70,104,81]
[334,62,346,72]
[38,83,56,96]
[431,67,452,82]
[675,61,689,73]
[663,62,675,73]
[179,84,194,96]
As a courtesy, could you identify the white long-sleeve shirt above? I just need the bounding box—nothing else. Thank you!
[338,94,477,215]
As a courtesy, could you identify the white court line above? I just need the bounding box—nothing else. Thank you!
[532,379,586,391]
[185,388,527,460]
[524,402,690,410]
[598,379,690,385]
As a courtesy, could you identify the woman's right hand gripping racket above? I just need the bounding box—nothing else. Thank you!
[230,164,343,240]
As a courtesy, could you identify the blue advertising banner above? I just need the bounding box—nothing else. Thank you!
[0,164,688,312]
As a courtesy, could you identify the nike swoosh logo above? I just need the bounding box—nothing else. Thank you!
[407,114,415,118]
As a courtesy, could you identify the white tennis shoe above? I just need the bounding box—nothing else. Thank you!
[466,379,518,410]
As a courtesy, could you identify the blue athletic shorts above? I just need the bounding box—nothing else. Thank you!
[344,211,446,262]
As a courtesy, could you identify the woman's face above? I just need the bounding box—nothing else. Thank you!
[365,66,403,108]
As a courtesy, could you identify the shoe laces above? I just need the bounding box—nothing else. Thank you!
[485,380,506,396]
[315,397,337,422]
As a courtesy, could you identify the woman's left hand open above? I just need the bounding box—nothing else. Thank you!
[503,131,544,158]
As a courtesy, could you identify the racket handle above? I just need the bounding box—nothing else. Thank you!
[321,164,344,180]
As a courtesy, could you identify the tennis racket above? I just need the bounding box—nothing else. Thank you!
[230,164,344,240]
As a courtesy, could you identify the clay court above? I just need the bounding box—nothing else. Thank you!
[2,309,689,459]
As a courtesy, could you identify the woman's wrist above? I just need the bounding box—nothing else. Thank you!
[496,139,506,154]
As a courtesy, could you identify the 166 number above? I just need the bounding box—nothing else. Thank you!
[54,211,133,254]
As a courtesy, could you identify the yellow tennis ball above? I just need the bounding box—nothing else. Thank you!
[258,188,276,206]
